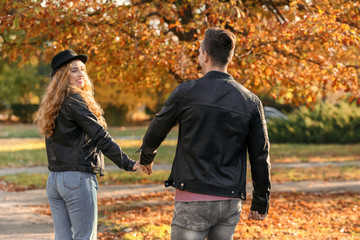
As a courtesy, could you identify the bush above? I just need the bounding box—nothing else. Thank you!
[103,104,129,126]
[11,104,39,123]
[268,102,360,143]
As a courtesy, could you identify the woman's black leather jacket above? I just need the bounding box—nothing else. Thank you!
[46,93,135,176]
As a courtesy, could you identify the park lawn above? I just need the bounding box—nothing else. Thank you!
[0,124,42,138]
[94,191,360,239]
[2,165,360,192]
[0,140,176,168]
[1,123,360,164]
[270,143,360,163]
[0,124,178,139]
[0,136,360,168]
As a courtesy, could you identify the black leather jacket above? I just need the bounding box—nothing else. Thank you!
[140,71,271,214]
[46,93,135,176]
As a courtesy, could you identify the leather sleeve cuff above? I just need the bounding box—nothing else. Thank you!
[250,191,270,215]
[138,146,157,165]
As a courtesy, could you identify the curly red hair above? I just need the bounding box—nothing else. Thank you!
[34,63,106,138]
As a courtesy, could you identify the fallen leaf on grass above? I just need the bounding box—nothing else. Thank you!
[33,191,360,239]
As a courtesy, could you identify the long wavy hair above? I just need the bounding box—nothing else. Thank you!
[34,63,107,138]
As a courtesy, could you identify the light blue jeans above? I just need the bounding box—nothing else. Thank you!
[171,200,242,240]
[46,171,98,240]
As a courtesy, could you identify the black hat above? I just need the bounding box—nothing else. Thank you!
[51,49,88,77]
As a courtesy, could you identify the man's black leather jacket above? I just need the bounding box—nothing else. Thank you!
[46,93,135,176]
[140,71,271,214]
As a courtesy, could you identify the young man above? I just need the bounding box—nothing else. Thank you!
[140,27,271,240]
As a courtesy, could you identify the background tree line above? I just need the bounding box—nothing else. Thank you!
[0,0,359,124]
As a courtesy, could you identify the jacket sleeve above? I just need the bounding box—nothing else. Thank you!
[247,96,271,215]
[65,95,136,171]
[140,84,184,165]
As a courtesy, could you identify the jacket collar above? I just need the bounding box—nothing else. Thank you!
[203,71,233,81]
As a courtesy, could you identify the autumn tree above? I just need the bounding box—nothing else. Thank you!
[1,0,359,106]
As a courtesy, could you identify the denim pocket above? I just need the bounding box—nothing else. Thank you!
[223,200,242,225]
[63,171,83,190]
[173,201,211,231]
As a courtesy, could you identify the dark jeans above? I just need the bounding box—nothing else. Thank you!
[171,199,242,240]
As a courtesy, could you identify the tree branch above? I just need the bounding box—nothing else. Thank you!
[169,68,184,83]
[260,0,287,23]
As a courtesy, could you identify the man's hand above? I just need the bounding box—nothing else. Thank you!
[140,162,153,176]
[248,210,266,221]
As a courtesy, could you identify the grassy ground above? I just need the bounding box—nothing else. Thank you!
[3,124,359,239]
[0,124,42,138]
[1,124,360,191]
[2,123,360,163]
[271,143,360,162]
[1,137,360,168]
[0,124,178,139]
[0,137,177,167]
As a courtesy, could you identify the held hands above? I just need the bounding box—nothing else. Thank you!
[132,161,153,176]
[132,161,142,171]
[248,210,266,221]
[140,162,153,176]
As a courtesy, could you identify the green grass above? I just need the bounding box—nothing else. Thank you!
[0,149,48,167]
[2,142,360,168]
[107,145,176,165]
[0,124,41,138]
[1,124,360,166]
[0,173,48,191]
[0,123,179,139]
[0,145,175,168]
[270,143,360,162]
[271,165,360,182]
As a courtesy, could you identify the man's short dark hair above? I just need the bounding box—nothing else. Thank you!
[201,27,236,66]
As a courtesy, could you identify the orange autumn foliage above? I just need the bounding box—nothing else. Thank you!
[95,191,360,240]
[1,0,359,105]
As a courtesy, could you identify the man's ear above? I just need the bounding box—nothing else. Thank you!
[203,51,210,63]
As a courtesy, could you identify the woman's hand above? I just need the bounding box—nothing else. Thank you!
[133,161,142,171]
[132,161,153,176]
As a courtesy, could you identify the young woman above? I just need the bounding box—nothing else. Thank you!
[35,49,141,239]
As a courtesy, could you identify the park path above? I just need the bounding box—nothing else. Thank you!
[1,163,360,240]
[2,160,360,176]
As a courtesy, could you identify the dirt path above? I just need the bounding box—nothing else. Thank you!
[0,184,169,240]
[2,161,360,176]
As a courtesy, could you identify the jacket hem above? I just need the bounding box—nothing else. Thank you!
[48,165,105,176]
[165,179,246,200]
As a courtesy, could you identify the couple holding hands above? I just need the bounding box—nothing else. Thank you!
[35,27,271,240]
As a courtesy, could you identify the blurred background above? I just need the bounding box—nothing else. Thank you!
[0,0,359,143]
[1,1,360,239]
